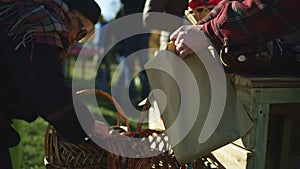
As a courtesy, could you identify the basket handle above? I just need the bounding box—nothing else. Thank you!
[76,89,131,131]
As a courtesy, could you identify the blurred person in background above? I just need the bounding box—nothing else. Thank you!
[113,0,150,107]
[94,0,122,91]
[143,0,188,50]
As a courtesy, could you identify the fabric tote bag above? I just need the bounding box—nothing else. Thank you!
[144,39,253,164]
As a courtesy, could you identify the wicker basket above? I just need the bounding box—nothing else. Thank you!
[45,125,109,169]
[185,6,215,25]
[44,89,222,169]
[44,89,184,168]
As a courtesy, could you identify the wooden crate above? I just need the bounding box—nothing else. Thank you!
[212,75,300,169]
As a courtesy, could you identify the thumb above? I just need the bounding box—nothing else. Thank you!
[170,27,181,42]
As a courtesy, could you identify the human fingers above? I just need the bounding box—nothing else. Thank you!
[178,48,194,59]
[174,39,193,58]
[170,26,185,42]
[174,38,184,51]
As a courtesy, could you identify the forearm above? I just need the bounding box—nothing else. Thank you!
[40,88,95,143]
[200,0,300,50]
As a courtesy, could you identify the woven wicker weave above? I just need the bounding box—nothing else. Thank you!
[44,89,222,169]
[185,6,215,25]
[44,89,176,168]
[45,125,109,169]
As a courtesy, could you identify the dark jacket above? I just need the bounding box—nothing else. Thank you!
[143,0,188,31]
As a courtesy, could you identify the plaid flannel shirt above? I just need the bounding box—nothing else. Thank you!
[198,0,300,50]
[0,0,71,52]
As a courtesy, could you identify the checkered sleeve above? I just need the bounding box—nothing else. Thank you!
[200,0,300,50]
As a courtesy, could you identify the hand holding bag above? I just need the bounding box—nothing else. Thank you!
[145,40,253,164]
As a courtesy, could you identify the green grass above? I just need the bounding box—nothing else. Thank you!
[18,118,48,169]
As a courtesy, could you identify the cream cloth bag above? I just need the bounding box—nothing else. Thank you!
[145,40,253,164]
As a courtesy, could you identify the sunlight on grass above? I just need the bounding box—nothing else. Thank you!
[10,117,48,169]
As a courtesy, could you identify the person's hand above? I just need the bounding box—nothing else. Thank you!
[90,120,109,139]
[170,25,203,59]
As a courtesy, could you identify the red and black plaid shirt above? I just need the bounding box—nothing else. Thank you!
[198,0,300,50]
[0,0,71,51]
